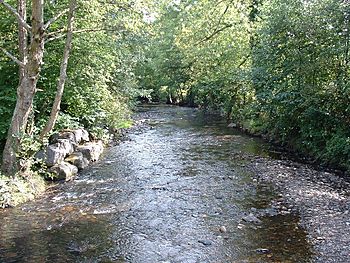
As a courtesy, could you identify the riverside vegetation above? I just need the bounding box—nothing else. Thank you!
[0,0,349,207]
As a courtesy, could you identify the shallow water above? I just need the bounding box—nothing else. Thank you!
[0,105,313,262]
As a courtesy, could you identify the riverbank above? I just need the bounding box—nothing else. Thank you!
[0,119,146,208]
[0,129,106,208]
[226,117,350,175]
[247,157,350,262]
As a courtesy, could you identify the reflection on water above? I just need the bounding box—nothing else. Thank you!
[0,105,313,262]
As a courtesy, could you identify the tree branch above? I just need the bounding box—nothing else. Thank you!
[45,28,121,43]
[195,23,233,46]
[0,0,31,32]
[237,55,250,68]
[0,47,25,67]
[44,8,69,30]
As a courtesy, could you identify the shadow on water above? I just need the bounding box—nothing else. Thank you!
[0,105,313,262]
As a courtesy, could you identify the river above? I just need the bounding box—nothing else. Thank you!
[0,105,319,262]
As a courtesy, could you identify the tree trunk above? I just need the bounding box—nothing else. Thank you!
[40,0,77,141]
[2,0,44,175]
[18,0,27,80]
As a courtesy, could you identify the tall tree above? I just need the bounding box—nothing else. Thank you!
[39,0,76,140]
[1,0,45,175]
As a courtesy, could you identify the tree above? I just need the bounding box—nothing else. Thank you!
[39,0,76,140]
[1,0,46,175]
[0,0,153,175]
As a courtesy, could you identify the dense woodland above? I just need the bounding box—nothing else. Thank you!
[0,0,349,182]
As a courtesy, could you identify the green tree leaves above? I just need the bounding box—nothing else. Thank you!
[136,0,350,169]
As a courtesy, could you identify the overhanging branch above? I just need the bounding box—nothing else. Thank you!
[0,0,31,32]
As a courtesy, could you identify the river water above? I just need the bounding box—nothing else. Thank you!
[0,105,313,262]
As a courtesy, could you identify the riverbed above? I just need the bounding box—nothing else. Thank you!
[0,105,348,262]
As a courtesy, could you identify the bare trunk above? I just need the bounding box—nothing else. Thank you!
[40,0,76,140]
[2,0,44,175]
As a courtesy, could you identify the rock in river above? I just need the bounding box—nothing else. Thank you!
[198,240,213,246]
[241,213,262,224]
[49,161,78,181]
[76,141,103,162]
[35,139,75,167]
[65,152,89,170]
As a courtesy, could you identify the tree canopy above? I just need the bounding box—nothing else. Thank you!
[0,0,349,174]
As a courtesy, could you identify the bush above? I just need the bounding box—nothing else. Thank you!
[322,133,350,170]
[0,172,46,208]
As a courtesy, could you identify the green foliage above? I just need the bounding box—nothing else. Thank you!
[0,172,46,208]
[1,0,349,173]
[323,133,350,169]
[251,0,350,168]
[53,112,81,131]
[135,0,350,170]
[34,0,146,135]
[1,0,151,149]
[0,2,18,142]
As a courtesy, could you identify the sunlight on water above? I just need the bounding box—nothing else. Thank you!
[0,105,313,262]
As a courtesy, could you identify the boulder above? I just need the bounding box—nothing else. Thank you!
[81,129,90,142]
[36,143,64,166]
[50,131,76,144]
[72,129,83,144]
[241,213,262,224]
[50,129,89,144]
[36,139,75,167]
[65,152,89,170]
[76,141,103,162]
[49,161,78,181]
[56,139,75,154]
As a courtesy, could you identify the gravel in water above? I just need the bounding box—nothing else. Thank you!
[248,158,350,262]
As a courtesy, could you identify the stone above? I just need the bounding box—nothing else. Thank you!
[65,152,89,170]
[50,131,76,144]
[219,226,227,233]
[242,213,262,224]
[49,161,78,181]
[72,129,83,144]
[81,129,90,142]
[39,143,65,166]
[56,139,75,155]
[50,129,89,144]
[227,123,237,128]
[256,248,270,254]
[76,141,103,162]
[198,240,212,246]
[35,139,75,167]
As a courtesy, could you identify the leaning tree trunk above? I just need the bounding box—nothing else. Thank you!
[40,0,77,141]
[2,0,45,175]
